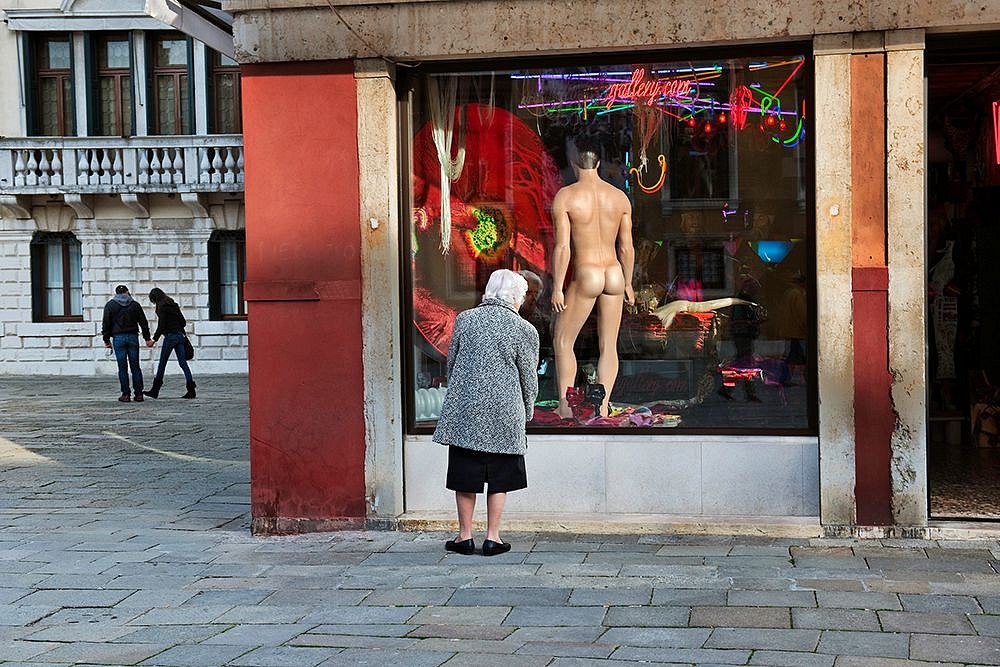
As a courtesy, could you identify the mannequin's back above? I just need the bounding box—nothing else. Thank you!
[560,177,629,268]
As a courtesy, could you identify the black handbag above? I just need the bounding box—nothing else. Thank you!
[183,335,195,361]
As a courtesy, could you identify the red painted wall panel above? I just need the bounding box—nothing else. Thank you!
[850,53,894,525]
[241,61,367,522]
[852,271,894,526]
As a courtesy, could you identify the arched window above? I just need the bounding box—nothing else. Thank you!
[208,230,246,320]
[30,232,83,322]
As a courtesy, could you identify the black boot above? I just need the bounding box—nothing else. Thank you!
[143,378,163,399]
[182,380,197,399]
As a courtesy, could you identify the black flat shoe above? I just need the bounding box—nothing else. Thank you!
[445,537,475,555]
[482,539,511,557]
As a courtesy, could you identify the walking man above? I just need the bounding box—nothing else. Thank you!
[102,285,152,402]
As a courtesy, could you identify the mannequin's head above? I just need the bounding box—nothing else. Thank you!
[483,269,529,310]
[572,138,600,170]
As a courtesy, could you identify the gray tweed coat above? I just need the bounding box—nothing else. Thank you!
[432,298,540,455]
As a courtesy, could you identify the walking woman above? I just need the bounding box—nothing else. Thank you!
[433,269,539,556]
[142,288,196,399]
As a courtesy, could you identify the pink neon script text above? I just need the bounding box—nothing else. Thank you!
[604,69,689,109]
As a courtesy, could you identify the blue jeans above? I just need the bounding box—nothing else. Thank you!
[155,332,194,385]
[112,334,143,395]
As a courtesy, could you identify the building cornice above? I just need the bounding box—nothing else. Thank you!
[223,0,1000,63]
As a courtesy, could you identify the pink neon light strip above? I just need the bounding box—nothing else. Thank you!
[994,101,1000,165]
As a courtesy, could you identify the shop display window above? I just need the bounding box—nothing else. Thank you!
[403,50,815,432]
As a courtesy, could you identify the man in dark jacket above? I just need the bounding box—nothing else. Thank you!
[102,285,152,402]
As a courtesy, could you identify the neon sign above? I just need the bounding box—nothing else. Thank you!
[604,69,689,109]
[628,154,667,194]
[994,101,1000,165]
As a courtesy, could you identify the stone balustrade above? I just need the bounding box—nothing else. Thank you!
[0,135,244,194]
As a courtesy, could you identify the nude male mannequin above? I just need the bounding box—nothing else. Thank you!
[551,146,635,418]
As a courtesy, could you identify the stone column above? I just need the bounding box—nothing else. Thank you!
[355,59,404,521]
[814,34,856,527]
[885,29,927,527]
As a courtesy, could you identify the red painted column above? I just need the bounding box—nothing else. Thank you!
[850,52,894,525]
[241,61,367,532]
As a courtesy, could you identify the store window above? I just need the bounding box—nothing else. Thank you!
[210,51,242,134]
[30,232,83,322]
[405,51,814,432]
[150,34,191,134]
[93,34,133,136]
[208,230,246,320]
[28,34,75,136]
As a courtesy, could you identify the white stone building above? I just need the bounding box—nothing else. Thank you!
[0,0,246,376]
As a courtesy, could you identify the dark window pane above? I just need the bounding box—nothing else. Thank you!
[216,72,237,133]
[68,242,82,316]
[157,75,177,133]
[62,77,74,134]
[39,79,60,135]
[122,76,132,134]
[99,76,117,134]
[179,74,190,134]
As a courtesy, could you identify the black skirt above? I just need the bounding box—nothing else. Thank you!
[446,445,527,493]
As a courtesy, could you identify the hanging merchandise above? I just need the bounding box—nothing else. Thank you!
[427,76,468,253]
[633,103,661,173]
[473,72,496,128]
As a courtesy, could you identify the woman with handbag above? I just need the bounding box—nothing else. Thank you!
[433,269,539,556]
[142,288,196,399]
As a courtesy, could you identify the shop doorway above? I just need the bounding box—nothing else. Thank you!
[926,37,1000,519]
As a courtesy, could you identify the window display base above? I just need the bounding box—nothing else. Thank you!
[396,511,821,538]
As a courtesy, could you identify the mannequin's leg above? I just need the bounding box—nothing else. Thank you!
[554,282,598,418]
[596,292,626,416]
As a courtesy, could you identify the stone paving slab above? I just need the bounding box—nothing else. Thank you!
[6,377,1000,666]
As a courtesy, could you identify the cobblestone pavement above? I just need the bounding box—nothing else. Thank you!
[6,377,1000,666]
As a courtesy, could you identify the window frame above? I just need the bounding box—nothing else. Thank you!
[209,50,242,134]
[28,33,75,137]
[30,232,83,323]
[208,230,247,321]
[397,42,819,437]
[148,33,194,135]
[91,33,134,137]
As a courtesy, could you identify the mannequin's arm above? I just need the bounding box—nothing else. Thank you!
[617,209,635,304]
[551,192,571,313]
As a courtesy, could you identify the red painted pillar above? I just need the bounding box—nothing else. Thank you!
[850,53,894,525]
[241,61,367,532]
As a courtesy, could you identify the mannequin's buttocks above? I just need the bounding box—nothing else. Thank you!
[570,258,625,299]
[566,202,628,299]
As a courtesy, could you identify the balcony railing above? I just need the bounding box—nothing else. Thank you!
[0,135,244,194]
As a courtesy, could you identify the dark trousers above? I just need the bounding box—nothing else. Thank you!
[154,332,194,385]
[112,334,143,395]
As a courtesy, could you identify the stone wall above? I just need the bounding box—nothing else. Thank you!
[226,0,1000,63]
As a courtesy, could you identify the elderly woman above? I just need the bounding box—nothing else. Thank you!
[433,269,539,556]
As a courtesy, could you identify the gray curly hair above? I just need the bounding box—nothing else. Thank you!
[483,269,528,307]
